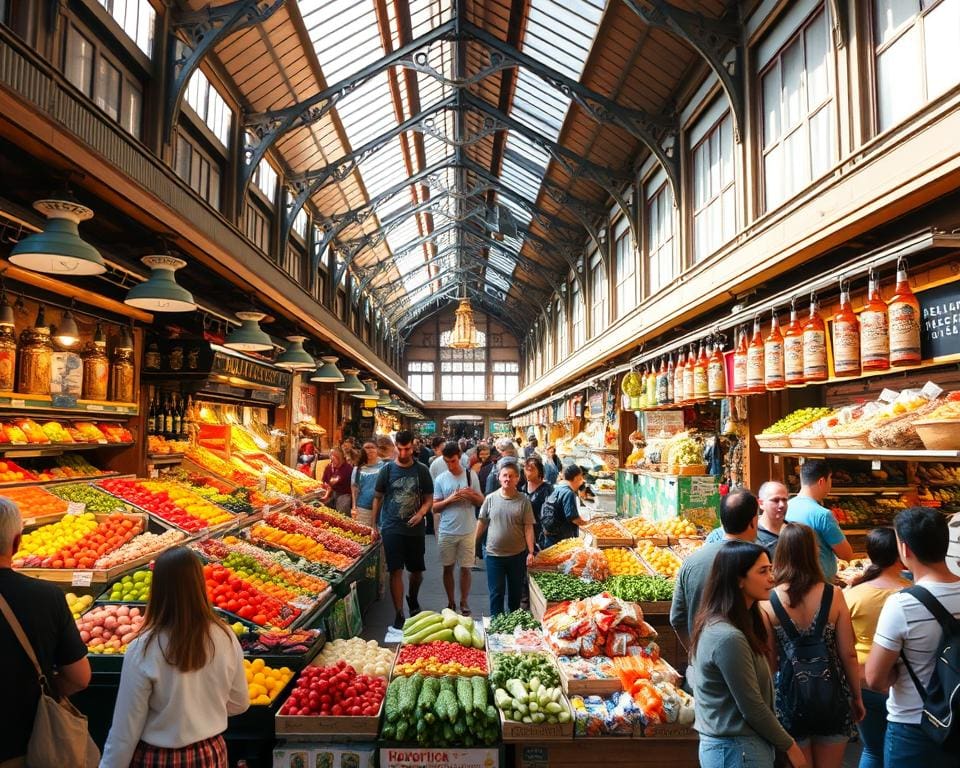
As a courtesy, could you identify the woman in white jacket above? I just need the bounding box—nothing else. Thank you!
[100,547,248,768]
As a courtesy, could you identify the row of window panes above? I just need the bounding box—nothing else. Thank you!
[97,0,155,56]
[440,375,485,401]
[441,361,484,373]
[245,202,270,253]
[184,67,232,149]
[493,374,519,401]
[175,131,221,209]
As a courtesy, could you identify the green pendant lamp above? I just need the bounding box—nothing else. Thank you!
[352,378,379,399]
[377,389,392,406]
[336,368,365,393]
[224,311,273,352]
[310,355,345,383]
[124,255,196,312]
[387,394,402,411]
[10,199,106,275]
[275,336,316,371]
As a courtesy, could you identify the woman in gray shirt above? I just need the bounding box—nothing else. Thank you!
[690,541,807,768]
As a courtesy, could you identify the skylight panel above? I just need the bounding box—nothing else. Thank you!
[304,0,383,83]
[523,0,603,81]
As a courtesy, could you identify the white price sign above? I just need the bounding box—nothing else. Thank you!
[643,410,685,440]
[71,571,93,587]
[66,502,86,515]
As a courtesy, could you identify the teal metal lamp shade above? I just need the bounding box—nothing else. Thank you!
[387,395,402,411]
[377,389,392,406]
[336,368,365,392]
[10,200,106,275]
[352,378,379,399]
[310,355,345,382]
[224,311,273,352]
[276,336,316,371]
[124,255,196,312]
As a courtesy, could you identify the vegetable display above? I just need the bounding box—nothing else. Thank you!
[761,407,832,435]
[278,662,385,715]
[530,571,606,601]
[381,673,500,746]
[394,641,487,676]
[488,609,540,634]
[603,548,646,576]
[603,575,675,602]
[489,652,559,688]
[202,562,301,628]
[493,676,571,725]
[311,637,394,678]
[636,542,682,579]
[542,594,657,658]
[402,609,484,648]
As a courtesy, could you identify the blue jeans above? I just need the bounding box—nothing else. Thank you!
[486,551,526,616]
[884,721,955,767]
[698,734,775,768]
[857,688,888,768]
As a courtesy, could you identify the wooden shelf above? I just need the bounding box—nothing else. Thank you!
[0,392,138,416]
[146,453,184,465]
[0,442,134,456]
[827,486,913,496]
[760,447,960,462]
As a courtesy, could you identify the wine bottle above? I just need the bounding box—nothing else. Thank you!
[171,395,181,438]
[888,258,921,366]
[833,279,861,378]
[764,309,786,390]
[860,267,890,371]
[163,395,173,438]
[802,292,828,382]
[746,315,765,394]
[147,393,156,436]
[178,396,188,438]
[683,344,696,403]
[153,394,164,436]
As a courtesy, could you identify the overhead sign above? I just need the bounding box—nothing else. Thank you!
[919,281,960,360]
[490,420,512,435]
[419,420,437,435]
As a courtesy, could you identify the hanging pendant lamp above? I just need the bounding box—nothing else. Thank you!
[54,309,80,348]
[10,199,106,275]
[275,336,316,371]
[224,311,273,352]
[124,255,196,312]
[352,378,378,399]
[336,368,365,392]
[377,389,392,406]
[0,284,16,327]
[448,284,479,349]
[310,355,345,382]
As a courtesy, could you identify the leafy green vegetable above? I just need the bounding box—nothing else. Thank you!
[530,571,606,601]
[603,574,675,602]
[490,652,560,688]
[488,609,540,634]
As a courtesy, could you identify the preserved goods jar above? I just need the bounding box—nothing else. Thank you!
[784,299,805,386]
[732,327,748,394]
[707,338,726,398]
[764,309,785,390]
[0,318,17,392]
[81,324,109,401]
[109,346,135,403]
[860,268,889,371]
[694,341,709,400]
[888,258,921,366]
[832,280,861,377]
[683,344,696,402]
[802,293,828,382]
[746,315,765,393]
[18,307,52,395]
[144,342,161,371]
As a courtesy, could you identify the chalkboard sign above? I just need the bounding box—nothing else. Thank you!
[919,281,960,360]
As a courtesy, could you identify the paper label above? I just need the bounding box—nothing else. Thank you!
[71,571,93,587]
[66,502,85,515]
[879,388,899,403]
[10,399,24,408]
[921,381,944,400]
[802,329,827,378]
[872,460,882,470]
[86,404,104,411]
[860,309,890,364]
[291,597,315,610]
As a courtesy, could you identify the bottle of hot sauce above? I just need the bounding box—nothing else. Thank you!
[764,309,786,390]
[673,351,685,404]
[732,327,748,394]
[694,340,709,401]
[707,334,727,399]
[832,278,861,378]
[666,354,675,404]
[860,267,889,371]
[888,257,922,367]
[683,344,696,403]
[746,314,765,394]
[803,292,828,382]
[784,298,805,386]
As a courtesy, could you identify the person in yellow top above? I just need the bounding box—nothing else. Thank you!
[842,528,909,768]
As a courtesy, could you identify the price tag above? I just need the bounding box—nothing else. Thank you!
[263,504,272,515]
[291,597,314,610]
[872,460,882,470]
[196,527,209,538]
[10,399,24,408]
[86,404,104,412]
[921,381,944,400]
[879,388,899,403]
[66,502,86,515]
[71,571,93,587]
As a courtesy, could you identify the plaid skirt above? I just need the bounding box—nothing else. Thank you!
[130,734,227,768]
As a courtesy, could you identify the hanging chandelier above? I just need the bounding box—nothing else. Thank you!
[448,287,479,349]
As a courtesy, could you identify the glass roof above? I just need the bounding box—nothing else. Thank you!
[294,0,605,323]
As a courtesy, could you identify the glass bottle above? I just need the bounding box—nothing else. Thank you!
[746,314,765,394]
[171,395,181,437]
[666,354,675,404]
[147,393,156,436]
[673,352,684,404]
[638,367,648,410]
[832,279,861,378]
[764,309,786,390]
[18,306,52,395]
[888,257,921,366]
[683,344,696,403]
[707,335,726,398]
[163,394,173,437]
[81,322,109,401]
[646,360,657,406]
[784,298,805,386]
[656,356,669,406]
[732,326,748,394]
[694,341,709,401]
[860,267,890,371]
[802,292,828,382]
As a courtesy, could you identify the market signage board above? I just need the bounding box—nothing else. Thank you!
[380,748,499,768]
[918,281,960,360]
[419,420,437,435]
[643,410,684,439]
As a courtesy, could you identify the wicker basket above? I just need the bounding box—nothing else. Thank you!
[754,433,792,449]
[913,419,960,450]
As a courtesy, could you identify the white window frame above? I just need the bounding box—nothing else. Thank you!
[555,297,568,363]
[97,0,155,57]
[408,361,435,400]
[185,68,232,149]
[646,176,675,296]
[691,107,736,262]
[590,251,607,337]
[492,361,519,401]
[571,282,585,350]
[614,224,635,319]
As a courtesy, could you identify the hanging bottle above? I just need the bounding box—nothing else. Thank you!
[888,257,922,366]
[784,298,805,386]
[683,344,696,403]
[666,354,675,404]
[694,340,709,401]
[732,326,748,394]
[673,352,684,404]
[656,356,669,406]
[833,278,861,377]
[746,314,765,394]
[860,267,890,371]
[646,360,657,405]
[639,366,648,409]
[764,309,786,390]
[708,334,727,398]
[802,292,828,382]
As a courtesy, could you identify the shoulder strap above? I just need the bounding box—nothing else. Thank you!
[0,593,45,683]
[904,586,960,633]
[769,589,801,641]
[812,583,835,638]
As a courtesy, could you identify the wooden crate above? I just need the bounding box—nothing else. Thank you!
[556,661,621,697]
[528,575,549,621]
[275,695,384,737]
[513,737,699,768]
[500,704,574,742]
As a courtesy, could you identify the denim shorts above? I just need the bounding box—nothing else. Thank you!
[698,734,775,768]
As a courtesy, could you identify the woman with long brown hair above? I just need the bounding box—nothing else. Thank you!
[760,523,864,768]
[690,540,806,768]
[99,547,248,768]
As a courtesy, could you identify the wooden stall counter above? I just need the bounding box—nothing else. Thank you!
[513,735,699,768]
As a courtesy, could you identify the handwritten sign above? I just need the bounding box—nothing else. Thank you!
[71,571,93,587]
[66,502,86,516]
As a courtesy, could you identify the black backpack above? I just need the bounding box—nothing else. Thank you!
[770,585,849,738]
[539,490,565,538]
[899,586,960,748]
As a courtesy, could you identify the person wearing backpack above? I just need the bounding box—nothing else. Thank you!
[866,506,960,765]
[761,523,864,768]
[540,464,586,548]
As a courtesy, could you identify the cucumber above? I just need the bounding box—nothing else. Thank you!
[440,608,460,628]
[453,624,473,646]
[545,702,563,714]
